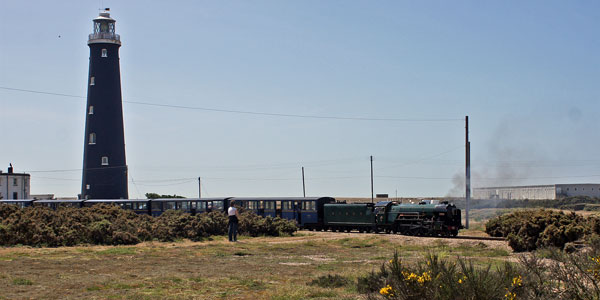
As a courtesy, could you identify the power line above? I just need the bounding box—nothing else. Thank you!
[0,86,463,122]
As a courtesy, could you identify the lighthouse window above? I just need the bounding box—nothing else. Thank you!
[89,133,96,144]
[90,76,95,86]
[101,49,107,57]
[101,157,109,166]
[86,184,90,190]
[88,106,94,115]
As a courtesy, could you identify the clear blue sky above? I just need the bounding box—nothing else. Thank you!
[1,1,598,198]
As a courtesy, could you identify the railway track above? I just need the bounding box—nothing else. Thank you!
[305,229,507,241]
[451,235,506,241]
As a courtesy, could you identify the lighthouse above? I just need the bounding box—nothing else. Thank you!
[81,9,128,199]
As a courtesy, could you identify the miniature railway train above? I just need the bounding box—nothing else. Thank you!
[0,197,463,237]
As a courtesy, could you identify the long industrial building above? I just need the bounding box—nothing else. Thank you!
[473,184,600,200]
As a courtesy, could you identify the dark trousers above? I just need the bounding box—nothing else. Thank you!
[228,222,238,242]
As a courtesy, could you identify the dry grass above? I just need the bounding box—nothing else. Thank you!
[0,230,512,300]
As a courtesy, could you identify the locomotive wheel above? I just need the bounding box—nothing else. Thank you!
[359,229,364,233]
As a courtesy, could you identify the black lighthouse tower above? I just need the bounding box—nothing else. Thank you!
[81,9,128,199]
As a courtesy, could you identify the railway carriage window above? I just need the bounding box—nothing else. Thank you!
[166,202,175,210]
[152,202,161,210]
[181,201,189,210]
[214,201,224,210]
[259,201,264,209]
[191,201,197,209]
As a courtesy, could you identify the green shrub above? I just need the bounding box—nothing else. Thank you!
[355,245,600,300]
[308,274,351,288]
[356,252,520,300]
[0,204,297,247]
[485,209,589,252]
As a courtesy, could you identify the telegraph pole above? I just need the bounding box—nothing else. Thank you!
[370,156,374,204]
[302,167,306,197]
[198,177,201,199]
[465,116,471,229]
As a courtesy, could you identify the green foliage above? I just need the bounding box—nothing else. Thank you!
[308,274,351,288]
[356,252,519,300]
[145,193,186,199]
[485,209,592,252]
[0,203,297,247]
[12,278,33,285]
[356,244,600,300]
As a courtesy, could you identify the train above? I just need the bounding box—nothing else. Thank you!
[0,197,463,236]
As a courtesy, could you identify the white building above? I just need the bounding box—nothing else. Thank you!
[473,184,600,200]
[0,164,30,200]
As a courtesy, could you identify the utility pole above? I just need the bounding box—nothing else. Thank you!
[465,116,471,229]
[370,156,374,204]
[198,177,201,199]
[302,167,306,197]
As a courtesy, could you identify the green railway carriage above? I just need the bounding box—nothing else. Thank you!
[322,203,377,232]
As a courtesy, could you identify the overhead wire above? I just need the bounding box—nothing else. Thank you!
[0,86,463,122]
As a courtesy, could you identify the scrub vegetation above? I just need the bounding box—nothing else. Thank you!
[357,240,600,300]
[0,204,296,247]
[485,209,600,251]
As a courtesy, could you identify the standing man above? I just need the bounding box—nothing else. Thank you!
[228,201,239,242]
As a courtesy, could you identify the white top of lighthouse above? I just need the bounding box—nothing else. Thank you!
[88,9,121,45]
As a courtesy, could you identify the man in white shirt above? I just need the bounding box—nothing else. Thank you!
[227,201,239,242]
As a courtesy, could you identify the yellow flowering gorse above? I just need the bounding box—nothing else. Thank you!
[380,284,395,297]
[589,256,600,280]
[401,270,432,285]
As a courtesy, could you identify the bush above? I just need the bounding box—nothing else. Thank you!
[355,245,600,300]
[485,209,590,252]
[356,252,520,300]
[0,204,297,247]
